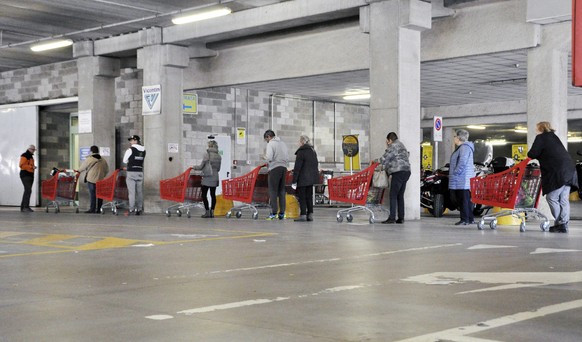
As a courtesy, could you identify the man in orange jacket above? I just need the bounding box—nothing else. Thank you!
[19,145,37,212]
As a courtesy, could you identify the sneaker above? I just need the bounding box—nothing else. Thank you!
[265,214,277,220]
[278,213,285,220]
[382,218,396,224]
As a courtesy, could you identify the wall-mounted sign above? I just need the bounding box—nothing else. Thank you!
[183,94,197,114]
[142,85,161,115]
[433,116,443,142]
[78,110,92,133]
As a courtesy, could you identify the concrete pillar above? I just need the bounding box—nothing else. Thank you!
[76,46,120,209]
[137,44,189,212]
[367,0,431,220]
[527,26,569,147]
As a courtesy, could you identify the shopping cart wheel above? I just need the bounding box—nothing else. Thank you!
[186,210,191,218]
[113,208,118,215]
[45,206,49,213]
[369,216,375,224]
[336,214,343,223]
[489,219,497,230]
[75,207,79,214]
[100,208,104,215]
[477,220,485,230]
[346,214,353,223]
[226,211,232,218]
[540,221,549,232]
[55,208,60,214]
[252,212,259,220]
[176,209,182,217]
[519,222,526,232]
[235,211,242,218]
[165,210,171,217]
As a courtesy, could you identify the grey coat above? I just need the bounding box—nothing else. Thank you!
[193,147,222,187]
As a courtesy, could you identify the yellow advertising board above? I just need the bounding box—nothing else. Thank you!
[342,134,360,171]
[512,144,528,161]
[422,145,433,171]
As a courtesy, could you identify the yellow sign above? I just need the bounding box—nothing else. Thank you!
[512,144,528,161]
[422,145,433,171]
[236,127,246,145]
[182,94,197,114]
[342,135,360,171]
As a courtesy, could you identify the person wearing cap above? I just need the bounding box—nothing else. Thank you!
[262,130,289,220]
[19,144,37,212]
[78,145,109,213]
[123,135,146,215]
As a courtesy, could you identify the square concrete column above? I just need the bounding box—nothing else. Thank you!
[367,0,431,220]
[137,44,189,212]
[76,55,120,210]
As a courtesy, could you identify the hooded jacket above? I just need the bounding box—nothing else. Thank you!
[78,153,109,184]
[265,136,289,171]
[449,141,475,190]
[193,146,222,187]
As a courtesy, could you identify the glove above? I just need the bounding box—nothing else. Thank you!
[291,183,297,190]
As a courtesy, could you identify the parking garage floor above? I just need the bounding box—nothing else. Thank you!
[0,205,580,342]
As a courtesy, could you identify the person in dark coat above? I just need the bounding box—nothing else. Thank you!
[380,132,411,224]
[193,140,222,218]
[527,121,578,233]
[291,135,319,222]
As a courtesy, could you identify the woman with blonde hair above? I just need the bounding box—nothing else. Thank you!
[527,121,578,233]
[193,140,222,218]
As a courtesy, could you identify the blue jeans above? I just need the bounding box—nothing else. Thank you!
[546,185,570,226]
[389,171,411,220]
[87,182,103,212]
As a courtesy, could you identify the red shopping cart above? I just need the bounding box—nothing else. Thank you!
[315,170,333,205]
[41,169,80,213]
[96,169,128,215]
[222,164,268,219]
[159,167,203,218]
[470,158,549,232]
[328,162,383,223]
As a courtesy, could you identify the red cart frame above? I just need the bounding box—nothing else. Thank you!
[328,162,384,223]
[470,158,549,232]
[159,167,203,218]
[96,169,128,215]
[41,169,80,213]
[222,164,268,219]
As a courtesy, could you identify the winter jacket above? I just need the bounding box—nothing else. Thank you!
[292,144,319,187]
[193,146,222,187]
[19,150,35,177]
[265,136,289,171]
[78,154,109,184]
[381,139,411,175]
[123,144,146,172]
[449,141,475,190]
[527,131,577,195]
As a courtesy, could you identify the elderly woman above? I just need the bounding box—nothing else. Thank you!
[449,129,475,226]
[527,121,577,233]
[380,132,411,224]
[193,140,222,218]
[291,135,319,222]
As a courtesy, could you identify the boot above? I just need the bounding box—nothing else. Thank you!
[201,210,211,218]
[210,210,214,218]
[294,215,307,222]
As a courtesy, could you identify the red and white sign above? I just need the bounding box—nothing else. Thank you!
[433,116,443,142]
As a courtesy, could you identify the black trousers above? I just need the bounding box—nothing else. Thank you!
[296,185,314,216]
[201,185,217,210]
[453,189,474,223]
[268,166,287,215]
[388,171,411,220]
[20,174,34,209]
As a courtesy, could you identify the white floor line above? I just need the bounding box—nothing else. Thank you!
[394,299,582,342]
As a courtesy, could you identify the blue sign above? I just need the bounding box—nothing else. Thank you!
[80,147,91,161]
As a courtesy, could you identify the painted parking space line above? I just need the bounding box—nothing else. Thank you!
[394,299,582,342]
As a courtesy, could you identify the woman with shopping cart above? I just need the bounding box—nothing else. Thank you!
[78,146,109,213]
[527,121,578,233]
[193,140,222,218]
[449,129,475,226]
[380,132,411,224]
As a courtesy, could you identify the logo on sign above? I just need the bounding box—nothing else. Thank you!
[435,118,442,131]
[145,93,159,110]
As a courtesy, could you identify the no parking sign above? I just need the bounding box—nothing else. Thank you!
[433,116,443,142]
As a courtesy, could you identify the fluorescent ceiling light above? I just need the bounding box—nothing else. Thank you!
[421,141,431,147]
[30,39,73,52]
[343,93,370,100]
[486,139,507,146]
[568,136,582,143]
[514,129,528,134]
[172,5,232,24]
[467,125,486,130]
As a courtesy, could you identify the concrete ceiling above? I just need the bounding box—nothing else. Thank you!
[3,0,582,146]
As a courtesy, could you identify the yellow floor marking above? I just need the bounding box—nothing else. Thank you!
[77,237,142,250]
[23,234,79,248]
[0,232,30,238]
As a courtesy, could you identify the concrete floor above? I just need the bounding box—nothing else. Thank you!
[0,204,580,342]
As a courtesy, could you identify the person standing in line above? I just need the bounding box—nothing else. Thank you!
[449,129,475,226]
[380,132,411,224]
[527,121,578,233]
[78,145,109,213]
[193,140,222,218]
[19,144,37,212]
[292,135,319,222]
[123,135,146,215]
[263,130,289,220]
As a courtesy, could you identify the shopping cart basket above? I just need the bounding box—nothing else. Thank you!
[96,169,128,215]
[315,170,333,205]
[328,162,382,223]
[222,164,268,219]
[470,158,549,232]
[41,169,80,213]
[160,167,203,218]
